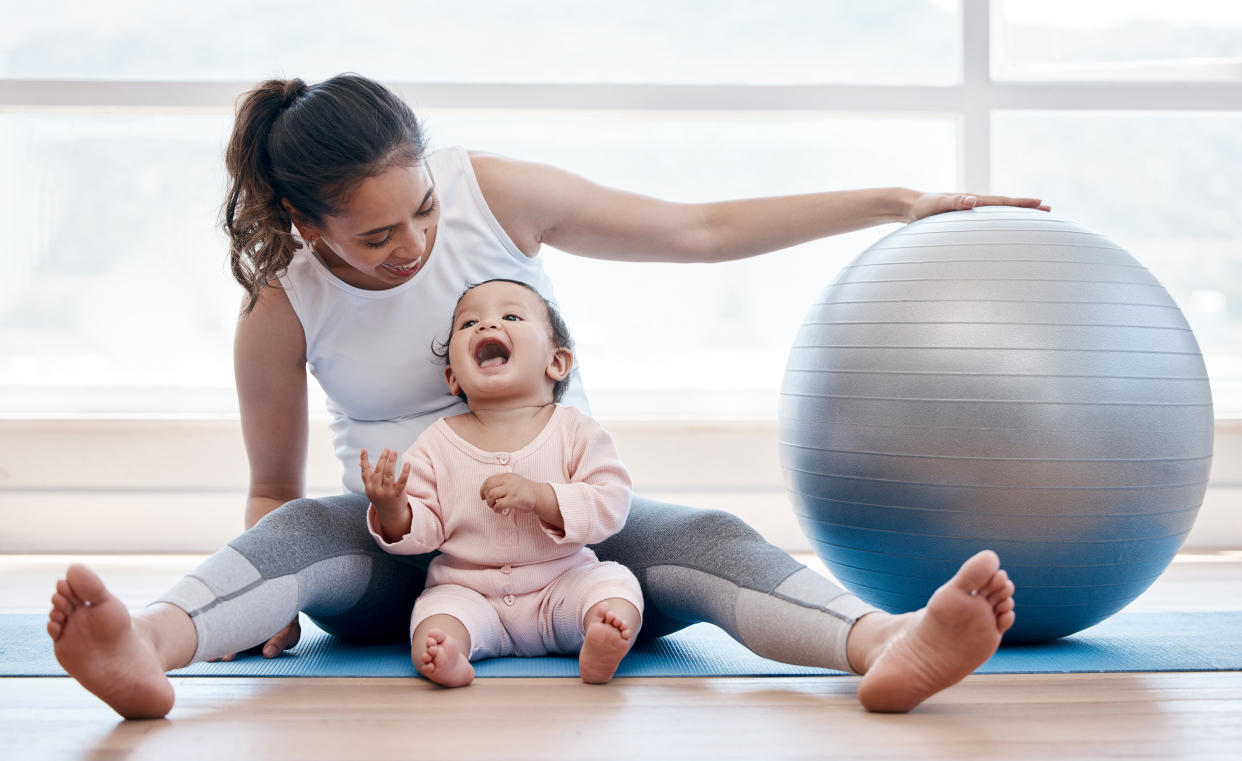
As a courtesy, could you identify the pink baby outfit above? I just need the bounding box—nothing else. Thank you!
[367,405,644,659]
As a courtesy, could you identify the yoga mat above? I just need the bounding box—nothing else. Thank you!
[6,611,1240,678]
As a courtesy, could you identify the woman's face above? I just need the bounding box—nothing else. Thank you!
[303,163,440,290]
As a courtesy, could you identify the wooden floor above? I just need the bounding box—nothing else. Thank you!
[4,552,1242,761]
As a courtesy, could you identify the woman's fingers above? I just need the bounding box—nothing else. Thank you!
[262,618,302,658]
[974,194,1049,211]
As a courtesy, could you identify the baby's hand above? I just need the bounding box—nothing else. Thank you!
[481,473,539,514]
[360,448,410,515]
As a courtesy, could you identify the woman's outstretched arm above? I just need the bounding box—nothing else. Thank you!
[470,152,1047,264]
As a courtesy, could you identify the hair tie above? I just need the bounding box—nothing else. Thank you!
[281,80,308,110]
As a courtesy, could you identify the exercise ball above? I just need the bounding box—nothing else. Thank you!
[779,207,1213,642]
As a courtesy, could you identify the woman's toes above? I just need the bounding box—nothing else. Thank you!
[980,570,1008,597]
[991,581,1016,605]
[56,579,79,608]
[999,610,1016,632]
[986,578,1013,604]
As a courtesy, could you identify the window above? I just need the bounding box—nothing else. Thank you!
[2,0,1240,418]
[992,112,1242,412]
[992,0,1242,81]
[4,0,961,84]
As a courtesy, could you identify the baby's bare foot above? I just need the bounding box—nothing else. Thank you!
[857,550,1016,713]
[579,603,634,684]
[47,564,175,719]
[417,629,474,687]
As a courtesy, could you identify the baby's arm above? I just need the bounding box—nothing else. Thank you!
[533,412,633,544]
[479,474,563,528]
[361,446,445,554]
[478,411,631,543]
[552,416,632,543]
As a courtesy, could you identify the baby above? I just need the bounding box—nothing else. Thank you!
[361,278,643,687]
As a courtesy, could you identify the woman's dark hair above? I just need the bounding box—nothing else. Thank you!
[432,279,575,404]
[222,73,426,314]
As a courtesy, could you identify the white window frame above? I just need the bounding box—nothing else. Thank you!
[1,0,1239,552]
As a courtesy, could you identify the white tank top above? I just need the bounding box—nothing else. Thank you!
[279,146,591,495]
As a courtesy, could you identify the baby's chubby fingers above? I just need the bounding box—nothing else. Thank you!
[482,486,507,511]
[377,449,401,480]
[393,459,412,489]
[479,474,512,505]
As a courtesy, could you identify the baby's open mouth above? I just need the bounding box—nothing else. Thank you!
[475,339,510,368]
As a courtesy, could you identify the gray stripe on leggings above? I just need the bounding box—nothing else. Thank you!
[183,554,374,618]
[646,565,859,673]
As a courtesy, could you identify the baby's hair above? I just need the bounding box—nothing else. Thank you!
[431,279,574,403]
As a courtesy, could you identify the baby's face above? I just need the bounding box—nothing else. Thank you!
[444,281,569,406]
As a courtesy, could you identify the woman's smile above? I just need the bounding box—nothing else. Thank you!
[380,256,423,279]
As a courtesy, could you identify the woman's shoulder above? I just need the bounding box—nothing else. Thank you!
[459,151,543,257]
[239,278,300,333]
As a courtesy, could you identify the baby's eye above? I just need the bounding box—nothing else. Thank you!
[460,319,477,329]
[503,314,521,321]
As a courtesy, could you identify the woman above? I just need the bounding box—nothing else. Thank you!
[48,73,1025,718]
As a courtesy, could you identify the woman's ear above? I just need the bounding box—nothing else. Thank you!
[546,346,573,383]
[281,199,319,242]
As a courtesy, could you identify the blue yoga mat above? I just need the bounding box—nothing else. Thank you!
[6,611,1240,678]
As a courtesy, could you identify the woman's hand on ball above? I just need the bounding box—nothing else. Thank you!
[907,192,1050,222]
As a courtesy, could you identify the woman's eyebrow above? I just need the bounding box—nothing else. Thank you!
[355,187,435,237]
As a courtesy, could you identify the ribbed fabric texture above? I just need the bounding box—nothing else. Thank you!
[278,145,591,495]
[368,405,632,597]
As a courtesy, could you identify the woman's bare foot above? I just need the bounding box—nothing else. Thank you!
[854,549,1016,713]
[47,564,175,719]
[579,602,635,684]
[417,629,475,687]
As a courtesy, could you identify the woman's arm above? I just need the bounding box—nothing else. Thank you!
[470,152,1046,264]
[234,283,309,529]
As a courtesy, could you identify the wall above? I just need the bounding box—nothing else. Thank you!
[1,418,1237,553]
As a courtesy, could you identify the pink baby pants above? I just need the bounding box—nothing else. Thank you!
[410,559,643,659]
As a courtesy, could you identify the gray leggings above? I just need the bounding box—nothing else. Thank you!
[156,494,874,673]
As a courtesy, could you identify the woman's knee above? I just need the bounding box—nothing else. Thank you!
[628,501,763,547]
[229,494,375,576]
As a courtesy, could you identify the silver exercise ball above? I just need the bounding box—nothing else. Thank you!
[778,207,1213,642]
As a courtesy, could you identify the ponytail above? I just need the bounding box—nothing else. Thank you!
[221,74,427,314]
